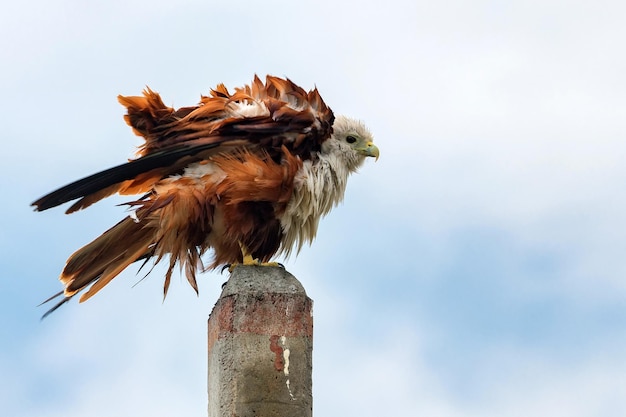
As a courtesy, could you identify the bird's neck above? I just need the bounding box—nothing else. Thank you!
[278,153,352,258]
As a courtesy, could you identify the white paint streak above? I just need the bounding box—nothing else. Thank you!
[285,379,295,401]
[280,336,296,400]
[280,336,290,376]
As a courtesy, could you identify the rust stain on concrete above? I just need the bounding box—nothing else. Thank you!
[269,335,285,372]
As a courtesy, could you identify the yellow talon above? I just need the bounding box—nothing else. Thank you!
[242,253,257,265]
[227,242,282,272]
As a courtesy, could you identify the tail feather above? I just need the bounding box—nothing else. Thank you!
[59,216,155,303]
[78,242,150,303]
[39,291,73,320]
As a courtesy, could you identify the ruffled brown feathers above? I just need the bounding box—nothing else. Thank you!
[119,75,333,159]
[32,76,333,213]
[33,75,335,315]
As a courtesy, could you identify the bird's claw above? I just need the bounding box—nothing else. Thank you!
[221,260,284,274]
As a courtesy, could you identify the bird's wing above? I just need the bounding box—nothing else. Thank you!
[31,75,334,213]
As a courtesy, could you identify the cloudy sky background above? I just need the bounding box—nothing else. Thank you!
[2,0,625,415]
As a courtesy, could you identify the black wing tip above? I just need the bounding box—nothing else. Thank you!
[31,193,66,212]
[30,142,223,214]
[31,186,84,212]
[31,201,46,212]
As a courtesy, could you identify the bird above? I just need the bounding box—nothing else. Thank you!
[32,75,379,317]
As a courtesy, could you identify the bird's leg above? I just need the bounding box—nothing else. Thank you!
[240,241,257,265]
[227,242,283,272]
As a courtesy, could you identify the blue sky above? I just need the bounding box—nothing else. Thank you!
[2,0,625,415]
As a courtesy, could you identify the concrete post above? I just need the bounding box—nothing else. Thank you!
[207,265,313,417]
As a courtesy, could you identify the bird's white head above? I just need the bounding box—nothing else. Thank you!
[322,115,379,172]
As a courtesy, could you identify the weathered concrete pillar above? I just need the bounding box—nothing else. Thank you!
[207,265,313,417]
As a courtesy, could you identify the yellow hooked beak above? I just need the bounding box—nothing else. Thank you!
[357,141,380,161]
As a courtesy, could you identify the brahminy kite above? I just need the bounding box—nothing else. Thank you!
[33,75,379,316]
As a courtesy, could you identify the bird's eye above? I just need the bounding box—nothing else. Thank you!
[346,135,357,144]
